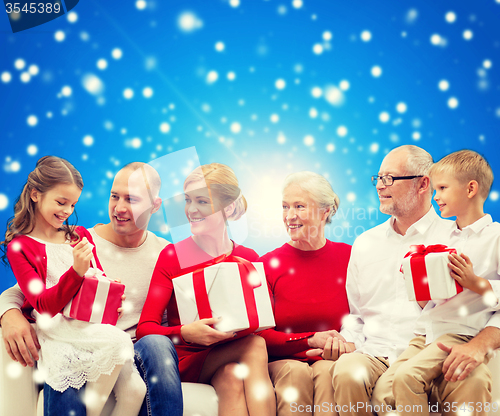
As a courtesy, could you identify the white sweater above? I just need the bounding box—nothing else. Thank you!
[0,225,170,342]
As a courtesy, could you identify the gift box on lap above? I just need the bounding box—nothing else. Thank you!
[173,256,275,336]
[401,244,463,301]
[63,268,125,325]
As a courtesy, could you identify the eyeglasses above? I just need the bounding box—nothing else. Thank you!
[371,174,423,186]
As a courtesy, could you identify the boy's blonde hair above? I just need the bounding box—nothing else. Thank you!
[429,150,493,199]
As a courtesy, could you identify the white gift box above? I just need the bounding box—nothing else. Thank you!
[173,261,275,333]
[63,267,125,325]
[402,248,463,301]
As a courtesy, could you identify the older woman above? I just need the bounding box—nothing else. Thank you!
[137,163,275,416]
[259,171,351,416]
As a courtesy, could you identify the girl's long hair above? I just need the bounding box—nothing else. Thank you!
[1,156,84,263]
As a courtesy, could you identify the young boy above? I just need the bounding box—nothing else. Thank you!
[375,149,500,416]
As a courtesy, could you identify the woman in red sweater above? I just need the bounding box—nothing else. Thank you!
[137,163,275,416]
[259,171,351,416]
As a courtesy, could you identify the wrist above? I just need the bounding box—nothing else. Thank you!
[0,308,22,327]
[180,325,191,344]
[473,276,492,296]
[469,330,495,357]
[73,266,85,277]
[470,339,490,357]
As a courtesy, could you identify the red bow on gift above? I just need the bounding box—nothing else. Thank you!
[404,244,456,258]
[400,244,457,272]
[191,255,262,338]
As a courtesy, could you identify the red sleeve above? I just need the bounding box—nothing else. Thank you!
[136,248,183,340]
[258,329,314,356]
[257,273,315,356]
[257,243,351,357]
[7,239,84,317]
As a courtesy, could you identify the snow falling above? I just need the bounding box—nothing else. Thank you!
[0,0,499,342]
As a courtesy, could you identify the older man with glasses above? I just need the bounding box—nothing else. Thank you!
[320,145,499,416]
[370,174,423,186]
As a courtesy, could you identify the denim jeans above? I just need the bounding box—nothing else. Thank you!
[44,335,183,416]
[44,382,86,416]
[135,335,183,416]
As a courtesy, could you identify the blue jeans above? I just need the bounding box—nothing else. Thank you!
[44,335,183,416]
[44,383,85,416]
[135,335,183,416]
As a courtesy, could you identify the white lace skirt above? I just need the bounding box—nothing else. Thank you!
[35,312,134,392]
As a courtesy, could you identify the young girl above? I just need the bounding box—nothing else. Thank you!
[1,156,146,416]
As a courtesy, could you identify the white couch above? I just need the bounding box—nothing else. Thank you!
[0,328,218,416]
[2,327,500,416]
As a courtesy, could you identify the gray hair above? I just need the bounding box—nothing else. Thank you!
[282,171,339,224]
[388,145,433,197]
[390,145,433,176]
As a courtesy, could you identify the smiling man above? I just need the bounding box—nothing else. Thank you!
[0,162,183,416]
[321,145,500,416]
[95,163,162,248]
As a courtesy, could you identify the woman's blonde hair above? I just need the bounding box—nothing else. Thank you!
[184,163,247,221]
[1,156,83,256]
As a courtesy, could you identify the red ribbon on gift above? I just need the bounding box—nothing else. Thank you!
[192,255,261,337]
[66,275,125,325]
[402,244,462,301]
[64,241,125,325]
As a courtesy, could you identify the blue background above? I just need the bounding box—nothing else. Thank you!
[1,0,499,291]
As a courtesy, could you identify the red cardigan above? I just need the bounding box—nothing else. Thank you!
[6,227,101,321]
[136,237,260,341]
[259,240,351,362]
[137,237,260,382]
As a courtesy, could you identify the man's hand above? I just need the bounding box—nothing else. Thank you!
[1,309,40,367]
[180,317,235,346]
[321,337,355,361]
[437,341,485,382]
[117,292,126,321]
[307,330,345,349]
[306,331,355,360]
